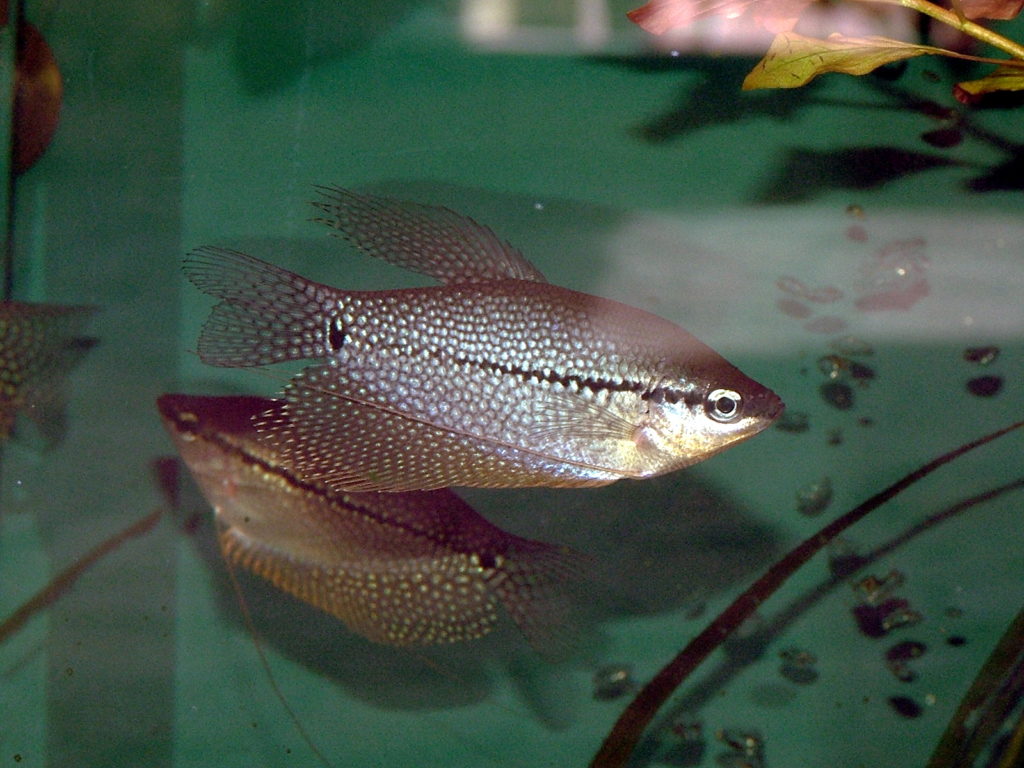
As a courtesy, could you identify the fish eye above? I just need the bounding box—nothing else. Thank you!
[706,389,742,423]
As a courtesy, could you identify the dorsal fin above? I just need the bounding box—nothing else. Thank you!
[311,186,547,285]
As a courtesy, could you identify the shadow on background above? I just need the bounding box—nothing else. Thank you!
[596,53,1024,200]
[231,0,433,93]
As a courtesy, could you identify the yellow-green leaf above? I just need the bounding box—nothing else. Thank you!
[743,33,952,90]
[955,65,1024,102]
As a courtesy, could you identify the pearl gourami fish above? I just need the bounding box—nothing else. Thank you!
[183,188,783,492]
[0,301,95,440]
[157,393,583,649]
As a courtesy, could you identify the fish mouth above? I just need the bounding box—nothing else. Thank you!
[751,386,786,425]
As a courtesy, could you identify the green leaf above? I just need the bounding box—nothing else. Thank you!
[742,33,952,90]
[955,65,1024,102]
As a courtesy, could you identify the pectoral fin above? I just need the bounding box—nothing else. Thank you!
[254,364,624,492]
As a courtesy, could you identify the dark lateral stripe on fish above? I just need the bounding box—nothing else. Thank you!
[324,308,690,406]
[160,399,468,546]
[446,351,694,405]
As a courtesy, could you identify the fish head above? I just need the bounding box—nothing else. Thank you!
[157,393,318,549]
[639,357,784,472]
[157,393,237,491]
[156,393,282,495]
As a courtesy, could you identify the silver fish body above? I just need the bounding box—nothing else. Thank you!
[184,188,783,492]
[157,393,583,650]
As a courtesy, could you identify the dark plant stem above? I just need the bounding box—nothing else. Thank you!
[0,509,161,644]
[589,419,1024,768]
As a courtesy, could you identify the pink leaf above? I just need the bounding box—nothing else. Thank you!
[957,0,1024,20]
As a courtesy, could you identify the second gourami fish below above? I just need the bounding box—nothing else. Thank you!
[184,187,783,492]
[157,394,583,650]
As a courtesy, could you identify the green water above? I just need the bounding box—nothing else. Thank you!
[1,2,1022,767]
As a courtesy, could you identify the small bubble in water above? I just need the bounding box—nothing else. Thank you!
[818,355,845,380]
[966,375,1002,397]
[796,476,833,516]
[593,664,634,700]
[532,201,544,211]
[963,346,999,365]
[821,380,854,410]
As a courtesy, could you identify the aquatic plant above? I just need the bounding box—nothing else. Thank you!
[589,419,1024,767]
[627,0,1024,101]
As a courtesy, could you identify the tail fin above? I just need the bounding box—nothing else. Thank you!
[183,247,335,368]
[490,540,591,658]
[0,302,96,442]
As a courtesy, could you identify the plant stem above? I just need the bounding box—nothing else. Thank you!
[588,419,1024,768]
[859,0,1024,60]
[0,509,162,644]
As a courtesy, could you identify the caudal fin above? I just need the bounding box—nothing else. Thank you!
[490,540,590,658]
[0,301,96,442]
[183,247,335,368]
